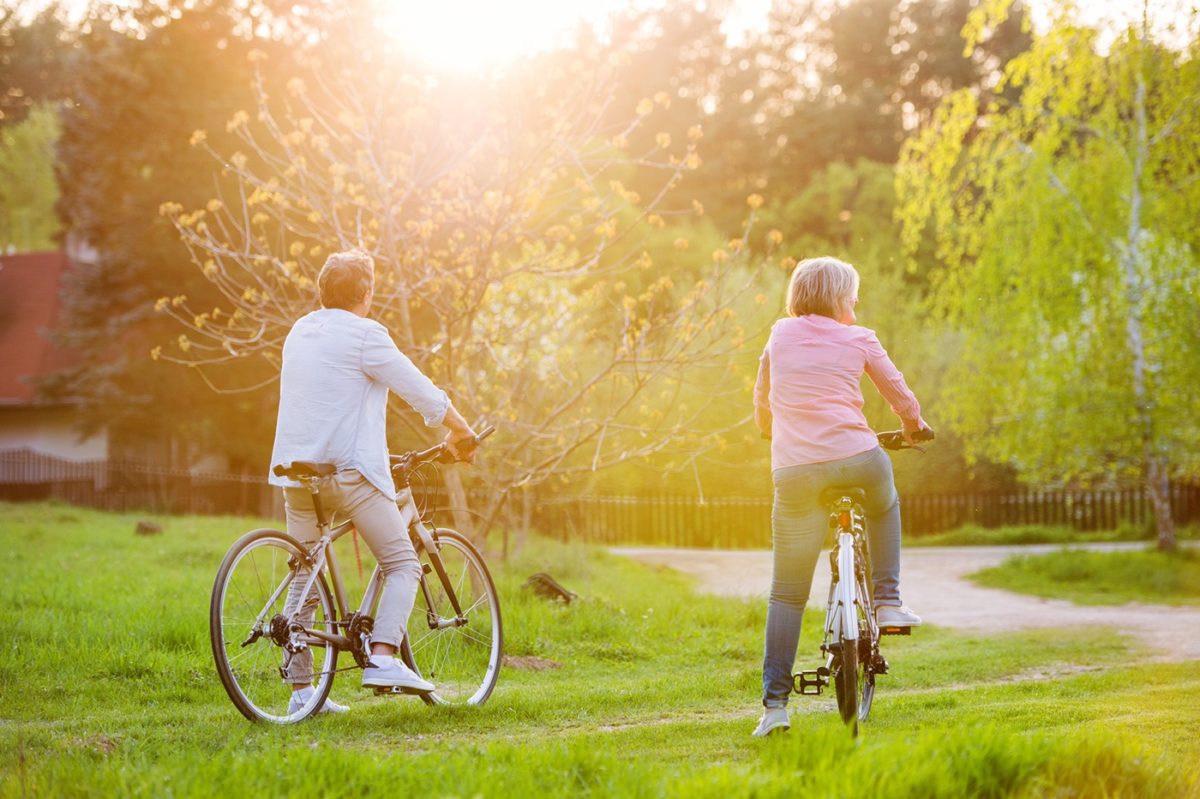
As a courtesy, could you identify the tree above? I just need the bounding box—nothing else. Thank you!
[897,0,1200,550]
[158,44,771,540]
[49,3,285,468]
[0,103,60,251]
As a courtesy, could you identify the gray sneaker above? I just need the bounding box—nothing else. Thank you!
[361,655,435,693]
[752,707,790,737]
[876,605,922,627]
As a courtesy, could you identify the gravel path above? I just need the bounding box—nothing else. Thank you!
[611,543,1200,661]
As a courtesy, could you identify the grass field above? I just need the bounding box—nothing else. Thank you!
[1,502,1198,797]
[906,522,1200,547]
[972,546,1200,606]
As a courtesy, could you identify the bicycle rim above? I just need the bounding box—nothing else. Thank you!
[210,530,338,723]
[856,572,877,723]
[401,529,502,706]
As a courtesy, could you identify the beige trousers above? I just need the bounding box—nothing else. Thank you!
[281,470,422,684]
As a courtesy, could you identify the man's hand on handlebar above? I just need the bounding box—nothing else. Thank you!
[901,421,934,448]
[442,405,479,464]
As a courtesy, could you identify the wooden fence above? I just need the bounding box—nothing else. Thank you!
[3,448,1198,547]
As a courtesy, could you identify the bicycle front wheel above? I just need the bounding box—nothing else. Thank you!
[400,529,502,706]
[210,528,338,723]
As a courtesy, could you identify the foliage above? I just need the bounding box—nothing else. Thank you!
[158,40,776,530]
[972,545,1200,606]
[47,3,287,468]
[0,102,60,252]
[897,1,1200,547]
[0,502,1197,797]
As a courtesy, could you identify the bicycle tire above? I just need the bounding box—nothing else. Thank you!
[399,529,502,706]
[832,638,859,733]
[210,528,338,723]
[855,571,878,722]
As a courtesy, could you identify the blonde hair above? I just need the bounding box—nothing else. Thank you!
[786,256,859,320]
[318,250,374,310]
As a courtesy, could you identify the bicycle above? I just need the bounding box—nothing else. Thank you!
[209,426,501,723]
[792,427,934,735]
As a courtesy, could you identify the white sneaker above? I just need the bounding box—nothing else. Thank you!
[361,654,435,693]
[876,605,922,627]
[752,707,790,737]
[287,689,349,716]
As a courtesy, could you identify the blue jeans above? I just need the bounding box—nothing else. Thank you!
[761,446,903,708]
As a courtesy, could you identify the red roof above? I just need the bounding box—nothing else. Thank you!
[0,251,74,404]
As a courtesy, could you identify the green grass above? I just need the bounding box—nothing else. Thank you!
[1,501,1198,797]
[906,522,1199,547]
[971,546,1200,606]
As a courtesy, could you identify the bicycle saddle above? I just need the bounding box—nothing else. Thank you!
[273,461,337,480]
[820,486,867,507]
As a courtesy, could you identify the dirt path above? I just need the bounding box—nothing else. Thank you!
[611,543,1200,660]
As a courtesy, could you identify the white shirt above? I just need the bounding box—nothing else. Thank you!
[269,308,450,499]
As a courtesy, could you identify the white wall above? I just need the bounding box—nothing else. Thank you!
[0,406,108,461]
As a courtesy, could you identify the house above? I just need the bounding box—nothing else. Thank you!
[0,250,108,463]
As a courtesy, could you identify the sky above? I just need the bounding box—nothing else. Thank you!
[42,0,1198,73]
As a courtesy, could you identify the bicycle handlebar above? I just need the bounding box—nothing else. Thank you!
[390,424,496,469]
[877,427,935,451]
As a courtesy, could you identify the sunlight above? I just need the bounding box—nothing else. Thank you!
[376,0,621,73]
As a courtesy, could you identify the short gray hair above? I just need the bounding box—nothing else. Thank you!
[786,256,859,320]
[318,250,374,310]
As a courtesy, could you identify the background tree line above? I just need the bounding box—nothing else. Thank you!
[1,0,1195,546]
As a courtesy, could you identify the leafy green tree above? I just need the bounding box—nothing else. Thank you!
[0,103,60,251]
[48,3,283,469]
[897,1,1200,549]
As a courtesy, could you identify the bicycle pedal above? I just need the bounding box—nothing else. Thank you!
[371,685,426,696]
[793,668,829,695]
[879,626,912,636]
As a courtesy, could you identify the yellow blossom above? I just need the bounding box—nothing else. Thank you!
[746,194,764,209]
[656,132,671,148]
[150,346,162,361]
[154,297,169,312]
[206,199,223,213]
[158,201,183,217]
[226,110,249,132]
[289,241,306,257]
[687,125,703,141]
[673,237,689,251]
[189,129,207,147]
[692,200,704,216]
[755,293,767,305]
[230,152,247,170]
[685,152,702,170]
[647,214,665,228]
[171,294,187,307]
[768,229,784,246]
[636,97,654,115]
[287,78,307,96]
[654,91,671,107]
[712,249,729,264]
[781,256,797,271]
[247,49,266,63]
[177,334,191,352]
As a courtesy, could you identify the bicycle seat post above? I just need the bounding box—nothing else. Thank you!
[303,477,330,529]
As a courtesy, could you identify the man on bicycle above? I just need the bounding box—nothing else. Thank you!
[269,249,478,715]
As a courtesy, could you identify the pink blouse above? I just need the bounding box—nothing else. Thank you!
[753,315,924,471]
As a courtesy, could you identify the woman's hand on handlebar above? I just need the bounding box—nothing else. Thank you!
[901,420,934,448]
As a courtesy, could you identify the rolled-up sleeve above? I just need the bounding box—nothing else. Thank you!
[863,331,923,426]
[361,325,450,427]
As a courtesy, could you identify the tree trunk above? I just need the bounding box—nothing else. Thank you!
[440,467,476,541]
[1120,71,1176,552]
[1145,455,1176,552]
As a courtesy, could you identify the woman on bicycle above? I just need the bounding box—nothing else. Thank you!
[751,256,929,737]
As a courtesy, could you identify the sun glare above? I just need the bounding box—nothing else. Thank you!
[378,0,621,73]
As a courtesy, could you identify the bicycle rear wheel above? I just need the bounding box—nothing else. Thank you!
[400,529,502,706]
[210,528,338,723]
[855,571,878,722]
[832,638,859,733]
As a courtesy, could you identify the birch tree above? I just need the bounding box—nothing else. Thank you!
[156,48,771,540]
[897,0,1200,550]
